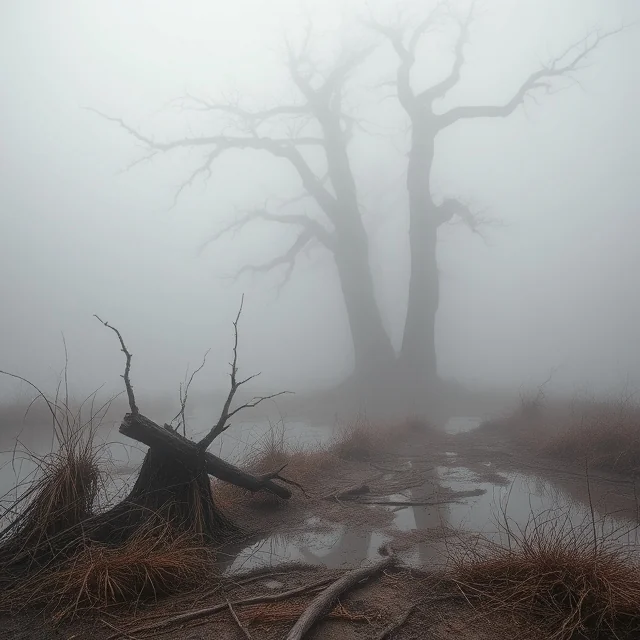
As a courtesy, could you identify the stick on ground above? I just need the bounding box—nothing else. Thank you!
[227,599,253,639]
[285,548,396,640]
[106,576,336,639]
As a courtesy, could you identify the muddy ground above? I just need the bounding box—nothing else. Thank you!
[2,419,639,640]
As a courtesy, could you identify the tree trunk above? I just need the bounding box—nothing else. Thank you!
[333,232,396,382]
[399,119,439,391]
[119,413,292,499]
[322,116,396,383]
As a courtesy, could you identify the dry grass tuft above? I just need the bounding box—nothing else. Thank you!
[0,390,114,573]
[451,513,640,639]
[4,523,213,620]
[214,422,336,509]
[331,416,392,461]
[543,399,640,476]
[481,394,640,477]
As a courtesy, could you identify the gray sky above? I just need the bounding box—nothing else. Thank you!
[1,0,638,401]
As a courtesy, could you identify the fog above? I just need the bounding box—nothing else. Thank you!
[1,0,639,404]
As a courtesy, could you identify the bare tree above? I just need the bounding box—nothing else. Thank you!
[368,1,625,388]
[92,34,395,384]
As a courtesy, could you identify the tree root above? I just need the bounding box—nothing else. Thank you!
[284,546,396,640]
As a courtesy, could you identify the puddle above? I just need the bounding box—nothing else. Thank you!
[444,417,482,435]
[221,523,391,573]
[431,466,639,547]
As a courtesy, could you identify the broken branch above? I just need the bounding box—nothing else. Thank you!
[94,315,138,415]
[285,546,395,640]
[197,297,291,452]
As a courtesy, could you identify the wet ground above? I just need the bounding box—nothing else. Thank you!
[214,416,640,575]
[2,414,638,574]
[3,415,640,640]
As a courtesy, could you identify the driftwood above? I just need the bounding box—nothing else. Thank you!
[120,412,292,499]
[285,548,396,640]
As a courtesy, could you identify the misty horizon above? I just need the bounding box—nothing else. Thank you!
[1,0,639,403]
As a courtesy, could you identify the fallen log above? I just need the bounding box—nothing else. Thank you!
[285,547,396,640]
[120,412,292,499]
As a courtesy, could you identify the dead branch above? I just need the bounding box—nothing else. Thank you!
[235,228,318,292]
[197,297,291,452]
[94,315,139,415]
[439,26,627,126]
[227,598,253,639]
[120,412,292,498]
[203,205,334,254]
[171,348,211,436]
[285,546,395,640]
[106,575,336,639]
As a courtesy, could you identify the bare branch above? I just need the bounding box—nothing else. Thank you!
[178,94,310,124]
[94,315,139,415]
[88,108,336,212]
[408,3,447,57]
[438,26,626,127]
[419,2,476,102]
[235,228,317,293]
[197,298,292,452]
[364,19,415,110]
[201,205,334,255]
[171,349,211,436]
[437,198,502,243]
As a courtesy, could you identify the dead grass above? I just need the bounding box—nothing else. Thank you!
[214,422,338,509]
[481,394,640,477]
[3,523,213,621]
[0,390,217,621]
[331,416,393,461]
[450,512,640,639]
[214,415,430,510]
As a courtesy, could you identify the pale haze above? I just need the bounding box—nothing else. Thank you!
[1,0,638,402]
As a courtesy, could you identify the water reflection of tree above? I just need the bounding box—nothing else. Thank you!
[410,463,450,566]
[298,526,373,569]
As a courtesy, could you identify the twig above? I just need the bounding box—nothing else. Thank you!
[94,315,139,414]
[171,348,211,436]
[321,483,371,501]
[285,547,396,640]
[197,296,291,451]
[106,576,336,638]
[375,602,417,639]
[227,599,253,639]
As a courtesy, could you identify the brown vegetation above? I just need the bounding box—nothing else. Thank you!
[481,394,640,477]
[215,415,429,510]
[450,512,640,639]
[5,525,212,621]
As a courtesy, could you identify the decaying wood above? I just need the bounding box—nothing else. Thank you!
[106,576,336,639]
[120,412,292,499]
[285,547,396,640]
